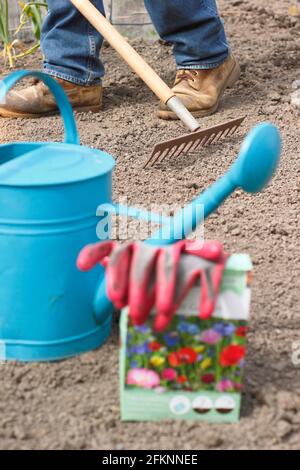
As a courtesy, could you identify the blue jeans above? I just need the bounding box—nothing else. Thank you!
[42,0,229,86]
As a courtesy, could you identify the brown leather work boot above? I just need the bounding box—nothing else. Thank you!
[158,55,240,119]
[0,77,102,118]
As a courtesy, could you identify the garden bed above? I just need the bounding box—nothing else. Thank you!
[0,0,300,450]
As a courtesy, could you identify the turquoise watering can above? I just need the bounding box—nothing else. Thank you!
[0,71,116,361]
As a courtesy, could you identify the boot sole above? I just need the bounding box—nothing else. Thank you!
[0,104,101,119]
[158,60,241,120]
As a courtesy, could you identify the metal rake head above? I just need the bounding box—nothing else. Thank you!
[144,116,246,168]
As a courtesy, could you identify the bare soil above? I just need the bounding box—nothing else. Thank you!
[0,0,300,450]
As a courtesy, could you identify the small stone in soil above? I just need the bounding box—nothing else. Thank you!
[291,90,300,109]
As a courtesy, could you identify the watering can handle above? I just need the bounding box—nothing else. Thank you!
[0,71,79,145]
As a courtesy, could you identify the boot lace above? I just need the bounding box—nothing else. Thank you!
[176,69,198,84]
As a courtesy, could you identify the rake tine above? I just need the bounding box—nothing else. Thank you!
[229,125,238,136]
[218,128,228,140]
[172,143,188,160]
[195,135,210,150]
[157,147,173,164]
[206,133,217,146]
[217,128,230,141]
[164,139,194,162]
[173,135,207,159]
[192,137,207,151]
[181,140,195,155]
[193,140,205,151]
[144,150,161,168]
[194,138,208,152]
[198,134,211,149]
[210,130,223,144]
[155,145,178,166]
[164,145,179,159]
[222,127,232,139]
[199,130,224,149]
[187,138,199,151]
[167,145,180,159]
[165,145,180,161]
[149,150,166,167]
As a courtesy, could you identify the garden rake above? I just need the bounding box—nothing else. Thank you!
[71,0,245,168]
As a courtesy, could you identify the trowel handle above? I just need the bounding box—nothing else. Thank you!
[0,71,79,145]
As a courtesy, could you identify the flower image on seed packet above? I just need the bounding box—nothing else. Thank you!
[120,254,253,423]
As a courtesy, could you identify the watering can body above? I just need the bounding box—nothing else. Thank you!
[0,72,115,361]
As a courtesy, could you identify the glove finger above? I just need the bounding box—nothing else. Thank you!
[199,269,215,319]
[200,260,227,319]
[156,242,185,314]
[106,243,133,310]
[185,240,223,261]
[157,255,214,325]
[129,242,159,325]
[77,241,115,271]
[155,252,207,331]
[154,242,186,331]
[154,313,173,332]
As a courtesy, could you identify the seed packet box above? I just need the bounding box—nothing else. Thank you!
[120,254,253,423]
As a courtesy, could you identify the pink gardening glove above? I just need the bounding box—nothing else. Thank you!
[77,240,227,331]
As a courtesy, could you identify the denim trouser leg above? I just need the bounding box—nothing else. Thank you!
[41,0,105,85]
[41,0,229,85]
[144,0,229,69]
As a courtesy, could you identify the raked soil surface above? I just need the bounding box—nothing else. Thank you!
[0,0,300,450]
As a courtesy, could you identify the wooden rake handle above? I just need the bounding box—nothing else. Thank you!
[70,0,175,104]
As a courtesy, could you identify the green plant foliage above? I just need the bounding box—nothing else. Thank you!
[15,1,48,60]
[0,0,15,66]
[0,0,48,67]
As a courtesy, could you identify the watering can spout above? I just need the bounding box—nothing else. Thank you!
[86,121,281,325]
